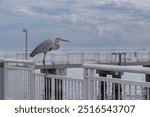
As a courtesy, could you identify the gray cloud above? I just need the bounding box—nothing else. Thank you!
[1,0,150,51]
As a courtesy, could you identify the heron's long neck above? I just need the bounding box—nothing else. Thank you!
[52,41,60,50]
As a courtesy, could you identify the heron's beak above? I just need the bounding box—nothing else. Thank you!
[59,38,70,42]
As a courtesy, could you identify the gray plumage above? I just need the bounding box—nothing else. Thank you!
[30,38,70,68]
[30,39,52,57]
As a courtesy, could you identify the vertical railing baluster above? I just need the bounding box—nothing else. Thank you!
[129,85,131,100]
[75,81,77,99]
[147,88,150,100]
[104,81,106,100]
[108,82,111,100]
[135,86,137,100]
[99,80,101,100]
[118,83,120,100]
[141,87,144,99]
[113,82,115,100]
[95,80,97,99]
[123,84,126,100]
[65,80,67,100]
[71,81,73,100]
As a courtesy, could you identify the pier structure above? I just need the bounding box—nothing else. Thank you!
[0,51,150,100]
[1,51,150,67]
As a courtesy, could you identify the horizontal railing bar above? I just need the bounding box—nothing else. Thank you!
[83,63,150,74]
[2,59,34,64]
[7,66,32,71]
[33,73,83,82]
[92,76,150,88]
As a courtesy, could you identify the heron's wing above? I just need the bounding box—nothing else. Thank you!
[30,39,53,57]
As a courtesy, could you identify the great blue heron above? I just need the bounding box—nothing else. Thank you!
[30,38,70,68]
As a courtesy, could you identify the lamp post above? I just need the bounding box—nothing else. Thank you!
[23,28,28,60]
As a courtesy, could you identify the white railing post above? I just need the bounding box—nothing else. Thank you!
[83,68,88,99]
[88,68,94,100]
[83,68,94,100]
[4,61,8,99]
[29,63,36,100]
[0,61,5,99]
[30,74,36,100]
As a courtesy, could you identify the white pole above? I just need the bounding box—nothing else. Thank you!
[83,68,88,99]
[88,68,94,100]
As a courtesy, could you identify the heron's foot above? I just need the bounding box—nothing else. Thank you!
[45,69,49,75]
[43,61,45,67]
[43,65,49,75]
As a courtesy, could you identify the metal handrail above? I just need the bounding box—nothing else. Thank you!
[83,63,150,74]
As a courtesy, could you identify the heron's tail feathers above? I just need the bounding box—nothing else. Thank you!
[30,43,42,57]
[30,46,44,57]
[30,50,36,57]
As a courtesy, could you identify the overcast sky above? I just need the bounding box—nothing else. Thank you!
[1,0,150,51]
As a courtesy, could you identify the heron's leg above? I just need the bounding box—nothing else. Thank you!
[43,52,46,68]
[43,52,50,99]
[43,52,48,75]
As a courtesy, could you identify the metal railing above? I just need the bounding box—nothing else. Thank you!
[2,57,150,100]
[83,63,150,100]
[3,59,35,100]
[33,73,83,100]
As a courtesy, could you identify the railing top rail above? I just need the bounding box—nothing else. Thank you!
[33,73,83,82]
[83,63,150,74]
[1,59,34,64]
[93,76,150,87]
